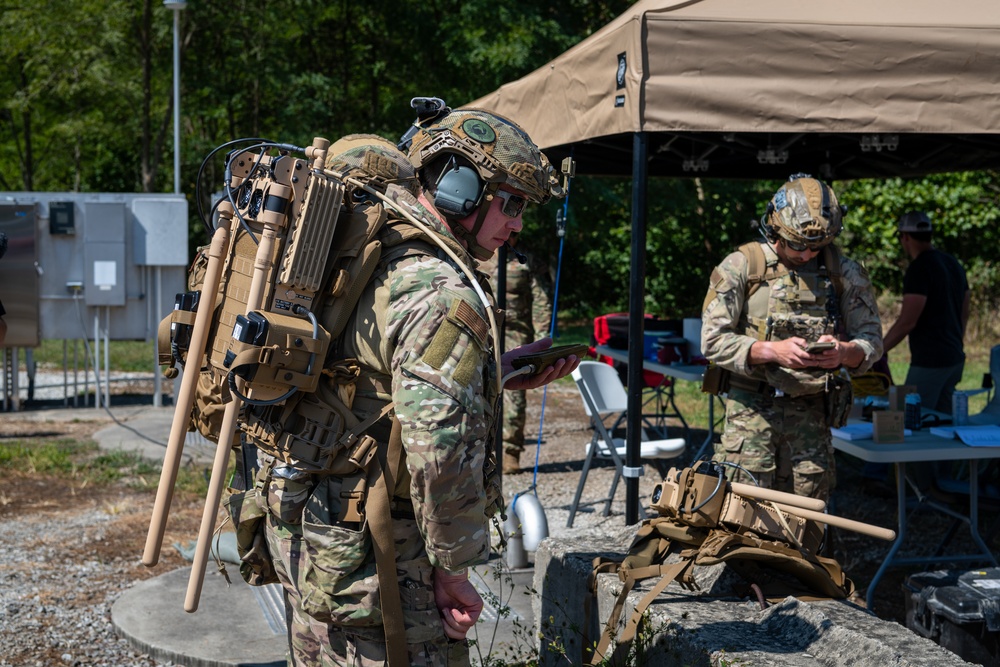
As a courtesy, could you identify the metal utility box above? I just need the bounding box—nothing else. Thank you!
[83,202,127,307]
[0,204,41,347]
[2,192,188,343]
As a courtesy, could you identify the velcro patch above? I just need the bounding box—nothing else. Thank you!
[422,300,489,373]
[448,300,489,346]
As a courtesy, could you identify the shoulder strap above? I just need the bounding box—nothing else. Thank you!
[822,244,844,298]
[368,416,408,666]
[739,241,788,299]
[589,555,696,665]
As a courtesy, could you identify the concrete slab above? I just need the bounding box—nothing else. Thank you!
[469,562,536,665]
[112,567,287,667]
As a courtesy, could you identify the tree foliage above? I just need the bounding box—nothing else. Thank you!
[1,0,997,332]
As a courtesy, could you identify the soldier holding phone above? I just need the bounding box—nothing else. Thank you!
[701,175,883,501]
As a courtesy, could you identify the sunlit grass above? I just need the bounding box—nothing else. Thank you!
[0,437,210,495]
[32,339,155,373]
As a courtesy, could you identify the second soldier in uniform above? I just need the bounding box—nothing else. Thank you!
[701,175,883,501]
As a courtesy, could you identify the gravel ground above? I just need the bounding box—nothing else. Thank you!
[2,376,996,665]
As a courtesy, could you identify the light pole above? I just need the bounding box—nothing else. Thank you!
[164,0,186,194]
[159,0,186,408]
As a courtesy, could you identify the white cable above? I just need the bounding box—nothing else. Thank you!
[341,176,504,396]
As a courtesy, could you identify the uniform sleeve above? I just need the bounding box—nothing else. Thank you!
[385,257,492,572]
[840,257,884,374]
[701,252,757,376]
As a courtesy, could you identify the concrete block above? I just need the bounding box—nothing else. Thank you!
[534,529,976,666]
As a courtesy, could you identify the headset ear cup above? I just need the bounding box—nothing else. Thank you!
[433,162,485,218]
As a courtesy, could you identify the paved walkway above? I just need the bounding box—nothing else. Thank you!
[87,403,536,666]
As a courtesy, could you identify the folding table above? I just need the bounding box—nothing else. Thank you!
[831,429,1000,609]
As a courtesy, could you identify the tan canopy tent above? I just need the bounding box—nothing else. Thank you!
[470,0,1000,179]
[469,0,1000,521]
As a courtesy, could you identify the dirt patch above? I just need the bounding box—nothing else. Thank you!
[2,385,998,662]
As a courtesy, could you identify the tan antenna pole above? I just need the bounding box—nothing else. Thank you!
[143,222,229,567]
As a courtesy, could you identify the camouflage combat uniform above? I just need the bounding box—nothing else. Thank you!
[702,241,882,500]
[262,185,502,666]
[481,250,552,466]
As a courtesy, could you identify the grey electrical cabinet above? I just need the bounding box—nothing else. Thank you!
[0,203,41,347]
[2,192,187,343]
[83,202,127,307]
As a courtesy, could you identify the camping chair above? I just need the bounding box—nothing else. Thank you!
[567,361,686,528]
[967,343,1000,425]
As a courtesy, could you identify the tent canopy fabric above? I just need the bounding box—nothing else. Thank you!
[470,0,1000,179]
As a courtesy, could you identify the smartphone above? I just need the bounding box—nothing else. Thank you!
[806,341,836,353]
[511,344,589,374]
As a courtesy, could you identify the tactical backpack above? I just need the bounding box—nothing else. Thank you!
[585,461,889,666]
[155,134,503,666]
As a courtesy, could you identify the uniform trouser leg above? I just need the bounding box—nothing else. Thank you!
[714,389,835,501]
[502,389,527,453]
[264,512,471,667]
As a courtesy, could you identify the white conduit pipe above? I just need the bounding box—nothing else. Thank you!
[503,493,549,569]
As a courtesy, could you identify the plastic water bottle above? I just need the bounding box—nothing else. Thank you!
[952,391,969,426]
[904,393,922,431]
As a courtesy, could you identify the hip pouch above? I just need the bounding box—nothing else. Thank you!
[824,372,854,428]
[701,364,730,396]
[222,487,279,586]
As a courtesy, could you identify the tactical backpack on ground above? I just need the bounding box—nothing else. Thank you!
[585,461,883,666]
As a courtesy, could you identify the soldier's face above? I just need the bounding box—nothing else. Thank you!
[775,238,820,266]
[458,187,524,254]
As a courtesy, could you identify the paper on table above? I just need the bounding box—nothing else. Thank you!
[953,425,1000,447]
[830,423,913,441]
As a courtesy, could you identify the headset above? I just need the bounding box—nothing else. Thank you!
[432,155,486,219]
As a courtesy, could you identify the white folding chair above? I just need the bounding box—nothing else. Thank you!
[567,361,686,527]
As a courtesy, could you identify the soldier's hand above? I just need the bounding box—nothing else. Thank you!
[433,569,483,640]
[806,335,843,369]
[752,336,822,369]
[502,337,582,390]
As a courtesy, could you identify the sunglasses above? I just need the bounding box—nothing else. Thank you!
[494,190,527,218]
[780,237,822,253]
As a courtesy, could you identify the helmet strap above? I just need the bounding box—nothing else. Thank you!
[450,182,499,261]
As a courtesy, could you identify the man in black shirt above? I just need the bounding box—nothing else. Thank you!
[883,211,970,413]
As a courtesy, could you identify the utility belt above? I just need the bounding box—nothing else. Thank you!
[726,374,778,397]
[704,366,852,428]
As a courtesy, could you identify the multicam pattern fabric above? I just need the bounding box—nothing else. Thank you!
[325,133,421,197]
[702,240,882,500]
[262,186,500,665]
[718,389,836,500]
[480,250,552,453]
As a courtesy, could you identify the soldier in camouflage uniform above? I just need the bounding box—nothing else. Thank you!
[701,175,883,501]
[480,239,553,473]
[260,109,579,666]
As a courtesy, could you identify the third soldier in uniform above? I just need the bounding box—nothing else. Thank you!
[701,175,883,501]
[481,238,553,473]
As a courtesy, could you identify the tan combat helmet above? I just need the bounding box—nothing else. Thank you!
[408,108,558,204]
[762,173,846,249]
[405,107,563,259]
